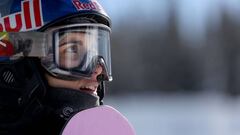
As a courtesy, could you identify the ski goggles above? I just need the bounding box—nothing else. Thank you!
[0,24,112,81]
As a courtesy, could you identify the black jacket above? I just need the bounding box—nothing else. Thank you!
[0,58,99,135]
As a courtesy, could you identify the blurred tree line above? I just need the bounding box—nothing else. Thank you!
[107,6,240,96]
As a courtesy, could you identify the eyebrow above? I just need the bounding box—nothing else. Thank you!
[59,40,83,47]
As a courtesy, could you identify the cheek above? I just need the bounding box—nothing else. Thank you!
[45,74,80,90]
[75,80,87,89]
[59,54,81,68]
[58,46,87,69]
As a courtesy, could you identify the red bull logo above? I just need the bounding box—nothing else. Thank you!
[72,0,100,11]
[0,0,43,32]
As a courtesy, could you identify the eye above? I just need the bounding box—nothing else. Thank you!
[65,43,78,53]
[60,41,83,54]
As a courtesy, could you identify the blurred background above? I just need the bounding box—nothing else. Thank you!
[99,0,240,135]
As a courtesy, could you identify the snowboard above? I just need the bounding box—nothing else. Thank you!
[61,105,136,135]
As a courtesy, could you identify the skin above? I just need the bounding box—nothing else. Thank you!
[45,65,102,96]
[45,31,102,96]
[58,32,88,69]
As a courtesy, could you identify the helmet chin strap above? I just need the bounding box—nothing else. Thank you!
[97,81,105,105]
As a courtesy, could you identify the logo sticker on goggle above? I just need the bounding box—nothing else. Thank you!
[0,32,8,47]
[0,0,43,32]
[0,32,14,56]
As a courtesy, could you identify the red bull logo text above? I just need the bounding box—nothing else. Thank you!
[72,0,100,11]
[0,0,43,32]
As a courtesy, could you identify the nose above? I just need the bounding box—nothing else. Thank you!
[91,65,103,81]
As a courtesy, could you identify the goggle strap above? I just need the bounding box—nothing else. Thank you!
[0,32,47,57]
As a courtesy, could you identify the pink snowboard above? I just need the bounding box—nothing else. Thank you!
[61,105,136,135]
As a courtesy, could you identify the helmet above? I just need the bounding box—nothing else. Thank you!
[0,0,112,81]
[0,0,111,126]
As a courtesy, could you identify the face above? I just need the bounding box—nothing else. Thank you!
[58,32,88,69]
[41,24,112,82]
[46,31,103,96]
[45,65,102,96]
